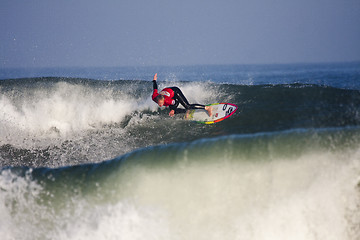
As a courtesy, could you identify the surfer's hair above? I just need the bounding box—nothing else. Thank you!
[155,95,165,102]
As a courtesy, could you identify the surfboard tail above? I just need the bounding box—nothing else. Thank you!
[186,103,238,124]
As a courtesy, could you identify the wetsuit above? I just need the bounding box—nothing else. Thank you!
[152,80,205,114]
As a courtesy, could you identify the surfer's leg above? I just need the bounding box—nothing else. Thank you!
[188,104,212,117]
[174,108,186,114]
[171,87,212,116]
[185,110,190,119]
[171,87,191,109]
[189,104,205,109]
[171,87,204,109]
[205,105,212,116]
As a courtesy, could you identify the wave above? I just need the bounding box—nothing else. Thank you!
[1,129,359,239]
[0,78,220,167]
[1,78,360,168]
[1,65,359,239]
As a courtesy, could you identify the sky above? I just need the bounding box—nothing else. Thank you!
[1,0,360,68]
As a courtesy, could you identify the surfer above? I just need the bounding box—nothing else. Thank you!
[151,73,212,117]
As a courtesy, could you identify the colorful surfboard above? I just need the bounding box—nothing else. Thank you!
[187,103,238,124]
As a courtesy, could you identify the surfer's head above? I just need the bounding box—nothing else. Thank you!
[155,95,165,107]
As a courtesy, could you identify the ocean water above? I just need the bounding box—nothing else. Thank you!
[0,63,360,239]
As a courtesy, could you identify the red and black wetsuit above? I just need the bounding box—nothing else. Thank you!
[152,80,205,114]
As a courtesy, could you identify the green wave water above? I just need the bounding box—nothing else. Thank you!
[1,62,360,239]
[1,129,359,239]
[1,78,360,167]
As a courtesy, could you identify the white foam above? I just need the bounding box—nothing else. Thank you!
[0,81,160,152]
[0,169,45,240]
[2,80,358,239]
[0,81,217,143]
[0,149,359,240]
[1,82,137,134]
[0,80,223,167]
[111,149,360,240]
[62,202,170,240]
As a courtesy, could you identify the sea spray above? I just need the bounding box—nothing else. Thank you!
[0,78,219,167]
[1,79,359,168]
[1,63,360,239]
[1,130,359,239]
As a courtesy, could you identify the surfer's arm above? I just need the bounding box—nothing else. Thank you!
[169,100,178,117]
[151,73,159,101]
[169,108,186,116]
[153,80,158,90]
[169,100,185,116]
[152,73,158,90]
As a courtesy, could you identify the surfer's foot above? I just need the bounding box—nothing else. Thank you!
[205,106,212,117]
[185,110,190,119]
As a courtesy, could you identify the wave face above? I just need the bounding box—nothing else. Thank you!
[1,78,360,167]
[1,130,360,240]
[0,77,221,167]
[1,63,360,239]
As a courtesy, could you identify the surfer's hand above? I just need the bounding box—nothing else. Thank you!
[153,73,157,81]
[169,110,175,117]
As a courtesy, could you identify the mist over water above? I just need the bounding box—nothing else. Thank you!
[0,78,220,167]
[1,63,360,239]
[1,131,360,240]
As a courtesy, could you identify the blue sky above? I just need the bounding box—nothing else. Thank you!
[1,0,359,68]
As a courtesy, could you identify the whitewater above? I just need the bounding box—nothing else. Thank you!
[0,63,360,240]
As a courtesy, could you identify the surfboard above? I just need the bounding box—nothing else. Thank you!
[187,103,238,124]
